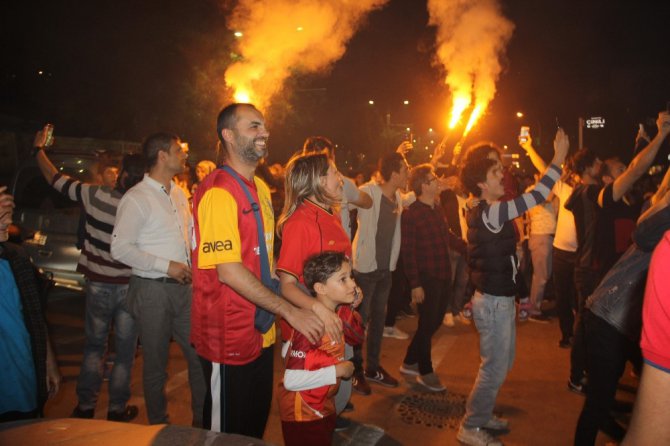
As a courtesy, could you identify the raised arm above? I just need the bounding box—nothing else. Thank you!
[602,111,670,205]
[484,129,568,229]
[343,176,372,209]
[33,128,59,184]
[519,134,548,173]
[33,128,91,205]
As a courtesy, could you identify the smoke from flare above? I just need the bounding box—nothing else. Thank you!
[428,0,514,132]
[225,0,388,110]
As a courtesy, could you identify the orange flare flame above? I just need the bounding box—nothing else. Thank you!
[448,94,472,129]
[463,104,484,137]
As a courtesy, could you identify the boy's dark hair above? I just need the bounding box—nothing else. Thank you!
[303,251,348,294]
[462,142,502,165]
[379,152,405,182]
[98,161,119,176]
[116,153,146,193]
[460,157,498,197]
[409,164,434,196]
[142,132,179,169]
[572,147,598,175]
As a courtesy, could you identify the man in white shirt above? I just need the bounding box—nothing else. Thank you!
[519,136,578,342]
[111,133,205,426]
[351,152,413,394]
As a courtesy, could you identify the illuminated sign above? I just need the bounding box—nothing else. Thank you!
[586,117,606,129]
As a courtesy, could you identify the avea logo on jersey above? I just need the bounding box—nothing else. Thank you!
[202,240,233,253]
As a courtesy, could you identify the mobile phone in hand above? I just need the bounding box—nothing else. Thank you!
[44,124,55,147]
[519,126,530,143]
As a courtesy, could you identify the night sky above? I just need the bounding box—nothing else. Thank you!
[4,0,670,170]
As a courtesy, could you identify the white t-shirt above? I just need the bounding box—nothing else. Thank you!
[525,184,557,235]
[552,180,577,252]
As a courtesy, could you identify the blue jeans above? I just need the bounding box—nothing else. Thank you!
[463,291,516,428]
[76,281,138,413]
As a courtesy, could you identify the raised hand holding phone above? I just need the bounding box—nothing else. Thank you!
[33,123,55,150]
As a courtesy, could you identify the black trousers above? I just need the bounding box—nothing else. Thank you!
[200,346,274,438]
[403,275,450,375]
[570,267,600,383]
[574,311,630,445]
[385,256,411,327]
[553,248,577,341]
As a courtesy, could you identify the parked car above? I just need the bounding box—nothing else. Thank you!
[11,150,119,290]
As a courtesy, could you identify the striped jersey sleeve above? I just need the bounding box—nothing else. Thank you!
[52,173,131,283]
[484,164,562,231]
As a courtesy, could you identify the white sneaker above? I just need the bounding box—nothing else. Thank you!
[443,313,455,327]
[399,362,420,376]
[417,372,446,392]
[383,326,409,340]
[457,425,503,446]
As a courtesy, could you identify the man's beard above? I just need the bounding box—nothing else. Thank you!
[237,136,268,163]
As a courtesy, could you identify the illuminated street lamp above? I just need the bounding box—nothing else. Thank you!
[403,100,410,105]
[516,111,524,118]
[368,100,375,105]
[233,31,243,38]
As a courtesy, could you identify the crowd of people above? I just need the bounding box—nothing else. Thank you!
[2,102,670,446]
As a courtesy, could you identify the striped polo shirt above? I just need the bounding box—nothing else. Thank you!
[52,173,131,283]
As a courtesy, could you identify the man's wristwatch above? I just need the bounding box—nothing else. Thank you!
[31,146,44,157]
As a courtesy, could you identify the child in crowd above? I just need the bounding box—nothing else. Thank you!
[278,251,364,446]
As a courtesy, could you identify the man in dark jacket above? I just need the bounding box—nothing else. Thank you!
[456,130,568,446]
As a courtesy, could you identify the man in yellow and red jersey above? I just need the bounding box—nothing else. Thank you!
[191,103,322,438]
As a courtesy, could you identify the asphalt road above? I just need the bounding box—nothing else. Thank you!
[41,287,636,445]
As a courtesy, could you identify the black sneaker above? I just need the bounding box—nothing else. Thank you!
[71,405,94,419]
[334,416,352,432]
[365,366,399,388]
[107,405,139,422]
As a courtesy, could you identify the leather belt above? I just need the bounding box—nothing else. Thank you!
[135,275,181,284]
